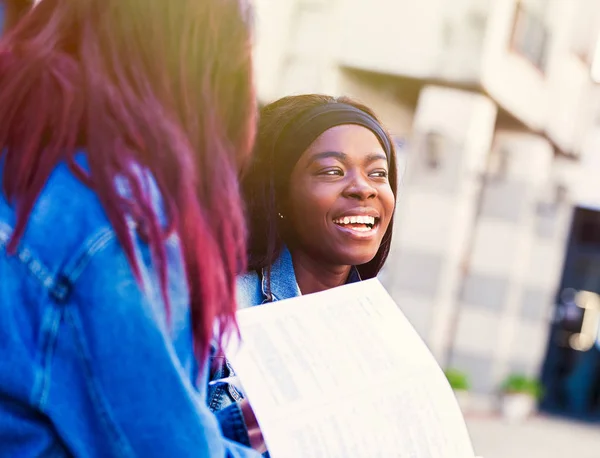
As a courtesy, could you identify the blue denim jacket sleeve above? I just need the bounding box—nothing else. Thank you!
[208,271,264,445]
[46,235,259,457]
[207,345,249,446]
[0,162,260,458]
[216,403,251,447]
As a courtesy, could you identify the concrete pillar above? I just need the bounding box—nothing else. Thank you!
[253,0,342,102]
[379,85,497,362]
[447,130,567,406]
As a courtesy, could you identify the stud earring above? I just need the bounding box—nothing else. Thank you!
[278,212,285,220]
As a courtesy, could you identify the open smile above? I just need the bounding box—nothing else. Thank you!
[332,214,381,238]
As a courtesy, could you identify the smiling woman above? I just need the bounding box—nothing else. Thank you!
[287,123,395,284]
[246,95,397,289]
[207,94,398,455]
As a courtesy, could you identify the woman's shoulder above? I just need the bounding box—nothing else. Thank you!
[0,159,124,327]
[236,269,265,309]
[1,159,112,264]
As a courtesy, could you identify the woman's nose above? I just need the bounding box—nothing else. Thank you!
[343,175,377,200]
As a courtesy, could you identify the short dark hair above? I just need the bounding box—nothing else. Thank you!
[242,94,398,286]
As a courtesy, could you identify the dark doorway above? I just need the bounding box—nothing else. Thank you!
[540,206,600,422]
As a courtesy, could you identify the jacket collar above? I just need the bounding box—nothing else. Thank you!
[260,245,301,302]
[346,265,362,284]
[260,246,362,302]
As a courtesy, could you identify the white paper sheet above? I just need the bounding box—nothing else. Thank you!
[226,278,476,458]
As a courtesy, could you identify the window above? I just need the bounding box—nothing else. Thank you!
[509,0,551,72]
[573,208,600,246]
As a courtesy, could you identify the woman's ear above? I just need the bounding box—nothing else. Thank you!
[276,196,292,226]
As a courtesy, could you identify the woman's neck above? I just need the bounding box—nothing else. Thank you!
[289,248,352,295]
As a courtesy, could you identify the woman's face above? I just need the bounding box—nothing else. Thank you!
[286,124,395,268]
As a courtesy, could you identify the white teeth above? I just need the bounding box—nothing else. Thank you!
[334,215,377,226]
[349,226,371,232]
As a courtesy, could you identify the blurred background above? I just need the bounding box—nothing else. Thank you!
[251,0,600,456]
[3,0,600,456]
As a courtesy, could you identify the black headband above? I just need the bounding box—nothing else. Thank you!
[273,103,392,188]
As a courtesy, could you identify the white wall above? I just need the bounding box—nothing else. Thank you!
[253,0,343,101]
[336,0,488,84]
[336,0,446,79]
[252,0,296,102]
[573,127,600,210]
[338,72,414,140]
[480,0,550,131]
[379,86,498,362]
[254,0,600,156]
[447,131,566,396]
[542,0,595,153]
[480,0,598,153]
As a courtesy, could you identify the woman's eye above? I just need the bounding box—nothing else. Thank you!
[319,169,343,176]
[370,170,388,178]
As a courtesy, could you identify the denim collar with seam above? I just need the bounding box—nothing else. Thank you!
[260,245,362,302]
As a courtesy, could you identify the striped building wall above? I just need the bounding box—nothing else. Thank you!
[379,85,497,361]
[380,85,574,406]
[447,132,571,403]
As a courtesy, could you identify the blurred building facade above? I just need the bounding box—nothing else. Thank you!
[253,0,600,412]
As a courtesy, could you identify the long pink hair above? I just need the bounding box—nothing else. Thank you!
[0,0,257,361]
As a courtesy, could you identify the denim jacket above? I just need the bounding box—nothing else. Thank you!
[209,247,361,448]
[0,158,260,458]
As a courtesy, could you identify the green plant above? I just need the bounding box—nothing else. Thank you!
[444,368,470,391]
[501,374,543,399]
